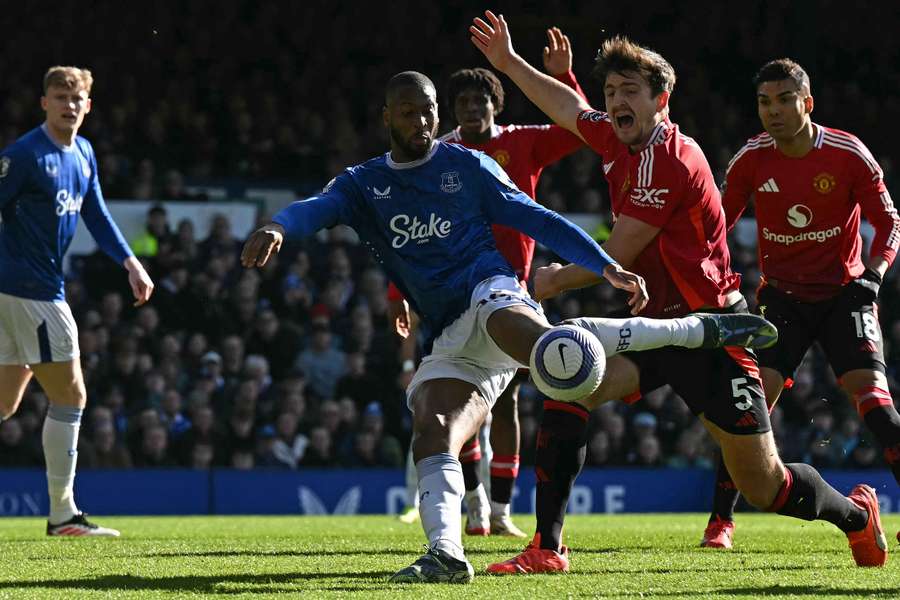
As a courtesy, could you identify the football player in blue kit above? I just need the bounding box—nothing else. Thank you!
[0,66,154,536]
[241,71,775,583]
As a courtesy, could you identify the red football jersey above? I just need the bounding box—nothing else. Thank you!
[440,70,585,281]
[723,125,899,301]
[576,110,741,317]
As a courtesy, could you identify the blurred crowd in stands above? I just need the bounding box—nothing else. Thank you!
[0,1,898,472]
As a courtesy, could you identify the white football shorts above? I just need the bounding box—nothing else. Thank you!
[0,292,80,365]
[406,275,542,410]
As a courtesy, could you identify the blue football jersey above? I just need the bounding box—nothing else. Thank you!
[274,141,614,348]
[0,125,133,301]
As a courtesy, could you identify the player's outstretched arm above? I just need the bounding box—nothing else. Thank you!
[241,223,285,268]
[124,256,154,307]
[471,10,589,136]
[533,262,648,314]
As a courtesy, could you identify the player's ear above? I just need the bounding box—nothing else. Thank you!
[382,105,390,128]
[804,94,813,115]
[85,97,92,115]
[655,91,670,114]
[40,95,48,112]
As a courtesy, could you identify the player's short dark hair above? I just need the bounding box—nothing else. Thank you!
[446,68,505,115]
[592,36,676,97]
[385,71,436,105]
[753,58,810,92]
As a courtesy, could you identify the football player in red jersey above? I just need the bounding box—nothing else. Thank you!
[392,27,587,538]
[471,10,888,572]
[701,58,900,550]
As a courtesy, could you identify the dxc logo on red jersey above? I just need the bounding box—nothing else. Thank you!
[630,188,668,209]
[389,213,452,248]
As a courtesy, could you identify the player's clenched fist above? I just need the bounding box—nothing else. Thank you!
[241,223,285,268]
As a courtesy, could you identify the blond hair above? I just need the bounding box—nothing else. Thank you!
[43,66,93,94]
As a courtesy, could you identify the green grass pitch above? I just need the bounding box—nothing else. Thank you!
[0,513,897,599]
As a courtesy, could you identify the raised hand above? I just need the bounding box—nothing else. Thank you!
[241,223,285,268]
[603,264,649,315]
[542,27,573,76]
[470,10,518,72]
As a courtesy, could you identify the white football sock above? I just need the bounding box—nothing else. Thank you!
[490,500,511,519]
[43,404,82,524]
[405,445,419,508]
[417,452,466,561]
[566,316,703,356]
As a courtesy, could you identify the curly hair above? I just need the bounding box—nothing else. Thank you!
[446,67,505,115]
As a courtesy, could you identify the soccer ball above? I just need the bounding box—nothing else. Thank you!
[529,324,606,402]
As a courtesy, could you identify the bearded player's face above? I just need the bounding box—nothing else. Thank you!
[603,71,668,150]
[383,85,439,161]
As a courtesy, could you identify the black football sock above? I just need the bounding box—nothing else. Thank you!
[769,463,867,533]
[709,452,740,522]
[459,439,481,492]
[858,396,900,485]
[535,400,589,551]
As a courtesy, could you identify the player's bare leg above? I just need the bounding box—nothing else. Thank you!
[703,366,784,548]
[390,378,488,583]
[30,360,119,537]
[705,417,887,567]
[0,364,33,421]
[488,379,526,537]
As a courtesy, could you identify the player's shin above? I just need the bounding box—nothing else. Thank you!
[766,464,867,533]
[534,400,589,551]
[855,386,900,484]
[564,316,703,356]
[416,453,467,560]
[43,404,82,524]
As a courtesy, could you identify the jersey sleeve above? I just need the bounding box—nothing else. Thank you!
[0,144,30,210]
[273,173,357,241]
[477,154,615,275]
[575,109,617,158]
[79,145,134,265]
[721,147,757,231]
[849,140,900,265]
[617,146,685,228]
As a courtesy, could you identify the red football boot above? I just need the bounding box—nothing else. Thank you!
[486,533,570,575]
[700,517,735,549]
[846,484,888,567]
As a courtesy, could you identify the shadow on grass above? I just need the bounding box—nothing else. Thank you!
[0,571,396,594]
[141,547,504,559]
[572,563,811,575]
[577,585,900,598]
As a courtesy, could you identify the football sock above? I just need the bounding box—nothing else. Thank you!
[855,387,900,484]
[709,452,740,522]
[490,453,519,504]
[43,404,82,524]
[768,464,867,533]
[404,445,419,508]
[564,316,703,356]
[417,452,466,561]
[459,439,482,492]
[535,400,589,551]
